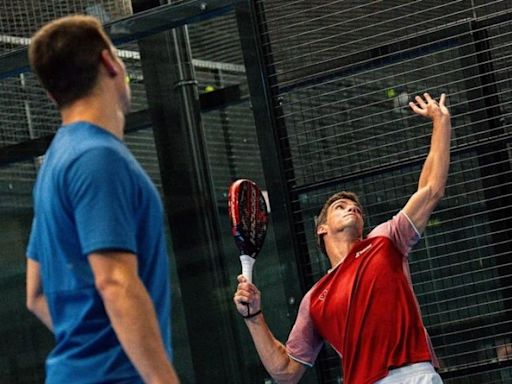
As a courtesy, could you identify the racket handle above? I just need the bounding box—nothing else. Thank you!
[240,254,256,283]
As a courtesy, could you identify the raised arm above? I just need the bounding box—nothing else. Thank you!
[89,251,179,384]
[404,93,452,233]
[234,275,306,383]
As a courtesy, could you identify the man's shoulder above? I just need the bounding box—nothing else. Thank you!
[367,211,413,237]
[50,122,122,162]
[71,122,122,147]
[367,211,421,256]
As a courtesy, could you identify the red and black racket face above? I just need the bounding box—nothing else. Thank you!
[228,179,268,258]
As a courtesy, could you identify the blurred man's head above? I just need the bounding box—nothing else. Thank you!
[29,15,122,110]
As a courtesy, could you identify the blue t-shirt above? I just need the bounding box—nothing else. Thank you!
[27,122,171,383]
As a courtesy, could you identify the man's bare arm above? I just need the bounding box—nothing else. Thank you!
[404,93,452,233]
[234,275,306,383]
[89,251,179,384]
[26,258,53,331]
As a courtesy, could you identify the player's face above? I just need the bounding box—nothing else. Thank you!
[326,198,364,237]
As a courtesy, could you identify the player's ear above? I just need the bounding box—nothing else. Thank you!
[100,49,118,77]
[317,224,328,236]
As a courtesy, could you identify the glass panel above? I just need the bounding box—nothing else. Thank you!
[0,6,302,383]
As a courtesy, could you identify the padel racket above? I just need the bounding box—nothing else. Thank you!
[228,179,268,283]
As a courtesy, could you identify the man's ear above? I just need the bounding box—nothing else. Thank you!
[100,49,117,77]
[317,224,328,236]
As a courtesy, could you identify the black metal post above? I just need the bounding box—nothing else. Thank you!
[234,1,320,382]
[137,20,243,384]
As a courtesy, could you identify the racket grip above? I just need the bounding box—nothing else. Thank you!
[240,254,256,283]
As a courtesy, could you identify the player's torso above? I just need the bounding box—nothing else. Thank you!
[309,236,431,383]
[35,123,170,382]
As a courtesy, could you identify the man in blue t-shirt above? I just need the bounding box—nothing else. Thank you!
[26,15,179,383]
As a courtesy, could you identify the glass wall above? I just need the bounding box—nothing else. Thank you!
[0,2,308,383]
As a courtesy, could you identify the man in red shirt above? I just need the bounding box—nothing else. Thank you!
[234,93,451,383]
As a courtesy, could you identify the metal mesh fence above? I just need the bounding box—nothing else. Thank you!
[188,13,262,197]
[257,0,512,382]
[0,3,268,380]
[188,12,245,66]
[0,0,135,145]
[0,0,132,54]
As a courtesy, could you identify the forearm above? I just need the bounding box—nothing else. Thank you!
[245,314,304,383]
[418,115,451,194]
[28,294,53,332]
[100,280,179,384]
[405,93,452,231]
[26,259,53,332]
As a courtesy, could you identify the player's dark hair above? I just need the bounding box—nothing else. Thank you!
[29,15,111,109]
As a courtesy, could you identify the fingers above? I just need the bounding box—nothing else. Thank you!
[237,274,247,283]
[439,93,446,107]
[234,275,261,315]
[416,94,428,109]
[233,289,252,305]
[408,101,423,115]
[234,276,259,300]
[409,94,428,117]
[409,92,448,116]
[236,280,259,296]
[423,92,435,104]
[237,275,257,293]
[414,92,446,107]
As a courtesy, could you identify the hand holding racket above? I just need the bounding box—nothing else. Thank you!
[228,179,268,318]
[228,179,268,283]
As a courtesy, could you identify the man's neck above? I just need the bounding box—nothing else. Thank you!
[60,93,125,140]
[325,231,361,268]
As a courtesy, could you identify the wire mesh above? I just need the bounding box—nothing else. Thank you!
[188,12,245,66]
[0,0,132,54]
[257,0,512,382]
[202,101,264,198]
[0,0,136,146]
[187,12,263,198]
[0,160,35,215]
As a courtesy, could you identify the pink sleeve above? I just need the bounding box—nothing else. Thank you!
[368,211,421,256]
[286,290,324,367]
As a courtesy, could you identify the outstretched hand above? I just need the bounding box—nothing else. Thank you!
[409,93,450,121]
[234,274,261,318]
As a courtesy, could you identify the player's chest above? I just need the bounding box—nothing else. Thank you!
[309,238,403,323]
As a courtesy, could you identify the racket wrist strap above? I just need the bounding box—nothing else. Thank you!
[243,309,262,319]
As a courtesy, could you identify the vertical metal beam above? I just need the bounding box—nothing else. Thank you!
[137,23,244,383]
[234,2,320,382]
[234,0,303,305]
